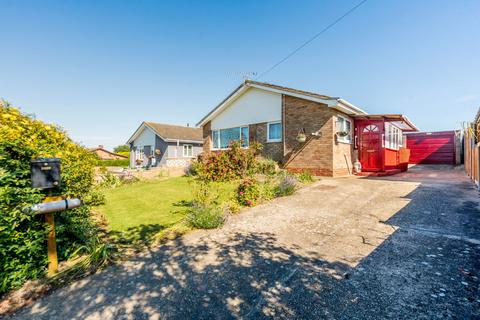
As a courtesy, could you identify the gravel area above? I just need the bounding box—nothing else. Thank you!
[9,165,480,319]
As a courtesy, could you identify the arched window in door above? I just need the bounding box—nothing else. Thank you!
[363,124,379,132]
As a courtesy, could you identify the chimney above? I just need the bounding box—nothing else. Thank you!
[187,123,190,127]
[98,145,104,149]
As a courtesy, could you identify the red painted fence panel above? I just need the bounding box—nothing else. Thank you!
[406,131,456,165]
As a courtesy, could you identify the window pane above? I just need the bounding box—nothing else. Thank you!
[268,123,282,140]
[335,118,344,132]
[241,127,249,147]
[212,130,219,149]
[345,119,351,133]
[220,127,240,148]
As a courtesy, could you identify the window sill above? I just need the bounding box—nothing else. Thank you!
[211,146,249,151]
[337,139,352,145]
[266,139,282,143]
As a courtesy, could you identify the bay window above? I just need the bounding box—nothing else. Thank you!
[212,126,249,149]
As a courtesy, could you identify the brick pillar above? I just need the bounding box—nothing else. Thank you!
[203,121,212,153]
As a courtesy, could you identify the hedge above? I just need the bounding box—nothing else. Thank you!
[96,159,130,167]
[0,101,101,293]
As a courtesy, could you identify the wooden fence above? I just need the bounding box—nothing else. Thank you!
[464,125,479,186]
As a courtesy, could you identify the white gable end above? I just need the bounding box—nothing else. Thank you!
[211,87,281,130]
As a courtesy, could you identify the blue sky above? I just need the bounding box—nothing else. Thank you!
[1,0,479,150]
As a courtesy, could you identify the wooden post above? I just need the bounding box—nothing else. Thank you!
[43,195,62,276]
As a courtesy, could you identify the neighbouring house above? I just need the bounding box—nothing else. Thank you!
[197,80,419,177]
[90,145,128,160]
[126,122,203,168]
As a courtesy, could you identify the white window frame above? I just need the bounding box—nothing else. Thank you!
[211,126,249,150]
[135,146,144,160]
[336,115,352,144]
[183,144,193,158]
[385,124,403,150]
[267,121,282,143]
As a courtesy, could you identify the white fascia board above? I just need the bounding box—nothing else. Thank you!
[126,122,148,144]
[196,84,250,127]
[126,122,166,145]
[336,99,368,115]
[248,83,337,107]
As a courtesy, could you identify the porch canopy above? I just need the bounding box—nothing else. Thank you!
[353,114,419,132]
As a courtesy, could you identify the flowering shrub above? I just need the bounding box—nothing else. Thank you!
[236,178,261,206]
[192,141,262,182]
[275,174,299,197]
[0,101,101,293]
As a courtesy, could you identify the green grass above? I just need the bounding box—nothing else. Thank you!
[97,176,237,245]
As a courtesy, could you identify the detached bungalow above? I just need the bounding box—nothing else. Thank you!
[127,122,203,168]
[197,80,418,176]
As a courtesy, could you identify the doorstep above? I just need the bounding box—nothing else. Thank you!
[354,169,402,177]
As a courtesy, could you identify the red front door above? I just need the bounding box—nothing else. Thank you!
[359,122,382,171]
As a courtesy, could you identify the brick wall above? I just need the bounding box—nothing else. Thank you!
[202,121,212,153]
[332,130,354,176]
[249,123,283,162]
[283,96,335,176]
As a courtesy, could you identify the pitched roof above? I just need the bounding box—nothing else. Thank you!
[88,146,128,158]
[246,80,335,100]
[146,122,202,141]
[196,80,367,126]
[127,122,203,144]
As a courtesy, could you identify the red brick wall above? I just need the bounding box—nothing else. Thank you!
[202,121,212,154]
[283,96,335,176]
[249,123,283,162]
[283,95,354,177]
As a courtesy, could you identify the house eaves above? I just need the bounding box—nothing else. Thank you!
[196,80,367,127]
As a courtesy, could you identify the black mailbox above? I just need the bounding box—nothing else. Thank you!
[31,158,61,189]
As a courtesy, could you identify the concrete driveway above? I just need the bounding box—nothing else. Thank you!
[11,165,480,319]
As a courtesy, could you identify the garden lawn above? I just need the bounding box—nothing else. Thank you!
[97,176,237,244]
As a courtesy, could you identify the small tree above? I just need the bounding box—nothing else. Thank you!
[113,144,130,153]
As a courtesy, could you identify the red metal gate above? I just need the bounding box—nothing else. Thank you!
[406,131,455,164]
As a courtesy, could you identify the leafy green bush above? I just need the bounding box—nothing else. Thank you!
[96,159,129,167]
[99,172,123,189]
[187,181,224,229]
[113,145,130,153]
[186,204,224,229]
[256,158,278,176]
[295,170,315,183]
[0,102,101,293]
[116,151,130,158]
[192,141,262,182]
[236,178,261,206]
[258,179,276,201]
